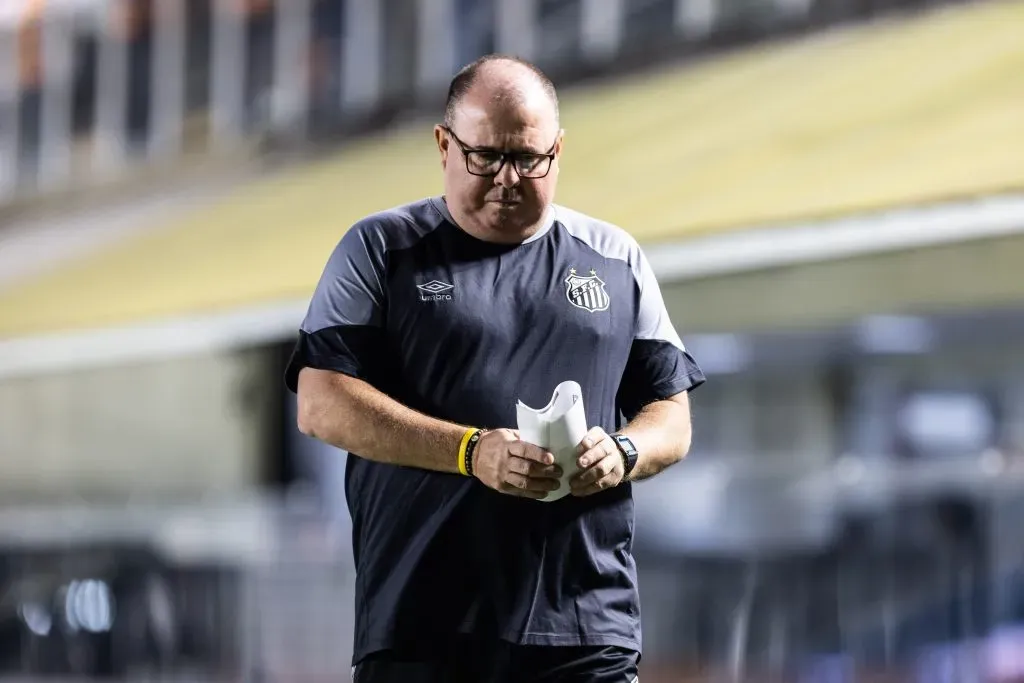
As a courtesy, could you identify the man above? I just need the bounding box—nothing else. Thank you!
[286,54,705,682]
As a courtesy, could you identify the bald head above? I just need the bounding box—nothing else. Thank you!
[443,55,559,130]
[436,55,564,245]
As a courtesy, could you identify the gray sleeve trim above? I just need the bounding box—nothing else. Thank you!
[555,205,686,351]
[301,199,444,333]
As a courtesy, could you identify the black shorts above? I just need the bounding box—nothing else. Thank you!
[352,637,639,683]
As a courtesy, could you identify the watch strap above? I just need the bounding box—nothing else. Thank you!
[612,434,639,479]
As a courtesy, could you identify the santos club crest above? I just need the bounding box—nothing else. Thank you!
[565,268,610,313]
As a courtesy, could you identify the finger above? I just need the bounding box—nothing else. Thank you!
[570,466,599,488]
[571,463,621,495]
[499,481,550,499]
[504,471,560,494]
[571,454,617,487]
[577,440,616,469]
[577,427,608,454]
[508,441,555,466]
[571,473,619,497]
[508,456,562,479]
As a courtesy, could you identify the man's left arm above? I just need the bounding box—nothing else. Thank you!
[570,392,692,496]
[570,242,705,497]
[616,390,692,481]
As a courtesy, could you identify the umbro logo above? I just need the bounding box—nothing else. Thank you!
[416,280,454,302]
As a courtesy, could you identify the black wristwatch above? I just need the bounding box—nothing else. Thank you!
[611,434,639,480]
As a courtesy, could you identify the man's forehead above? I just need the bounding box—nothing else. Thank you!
[453,98,558,145]
[457,124,558,154]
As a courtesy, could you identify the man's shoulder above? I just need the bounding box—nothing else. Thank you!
[344,197,446,253]
[553,204,642,266]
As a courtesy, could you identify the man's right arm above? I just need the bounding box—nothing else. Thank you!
[296,367,468,474]
[288,219,559,496]
[296,368,561,498]
[287,221,469,472]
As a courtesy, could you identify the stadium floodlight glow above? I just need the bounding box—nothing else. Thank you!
[18,602,52,637]
[63,579,115,634]
[855,314,933,354]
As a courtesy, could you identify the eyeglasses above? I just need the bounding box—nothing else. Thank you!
[442,126,557,179]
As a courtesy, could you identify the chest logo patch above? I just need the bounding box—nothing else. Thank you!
[417,280,454,301]
[565,268,610,313]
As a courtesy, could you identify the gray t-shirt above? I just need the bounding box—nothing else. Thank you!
[286,196,704,664]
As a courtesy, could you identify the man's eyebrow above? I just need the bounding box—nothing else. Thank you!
[473,143,547,155]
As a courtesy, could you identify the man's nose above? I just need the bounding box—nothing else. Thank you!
[494,160,520,188]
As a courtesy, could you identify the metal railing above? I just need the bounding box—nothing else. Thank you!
[2,455,1024,682]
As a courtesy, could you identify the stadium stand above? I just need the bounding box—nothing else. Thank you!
[0,0,1021,340]
[1,4,1024,681]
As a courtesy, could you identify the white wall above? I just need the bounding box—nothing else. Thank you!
[0,347,275,498]
[661,232,1024,333]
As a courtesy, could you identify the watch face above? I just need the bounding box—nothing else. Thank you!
[614,435,639,477]
[615,435,637,456]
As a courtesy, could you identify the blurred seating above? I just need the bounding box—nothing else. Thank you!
[4,0,1019,210]
[1,0,1021,341]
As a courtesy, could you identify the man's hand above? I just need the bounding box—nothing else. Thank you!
[473,429,563,499]
[570,427,625,497]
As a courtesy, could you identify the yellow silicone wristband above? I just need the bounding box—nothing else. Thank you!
[457,428,477,476]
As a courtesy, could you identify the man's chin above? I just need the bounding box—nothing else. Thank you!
[485,201,519,216]
[468,204,540,240]
[487,208,528,228]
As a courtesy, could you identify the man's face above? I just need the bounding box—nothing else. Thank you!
[435,89,562,243]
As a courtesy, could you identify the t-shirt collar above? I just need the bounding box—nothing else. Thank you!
[432,196,555,244]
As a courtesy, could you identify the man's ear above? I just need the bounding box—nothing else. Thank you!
[554,129,565,157]
[434,125,449,164]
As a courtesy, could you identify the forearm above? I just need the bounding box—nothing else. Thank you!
[619,396,692,481]
[296,368,469,473]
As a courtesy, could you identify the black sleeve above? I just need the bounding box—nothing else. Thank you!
[284,221,388,393]
[617,248,705,421]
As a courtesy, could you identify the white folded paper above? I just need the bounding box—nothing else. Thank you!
[516,381,589,502]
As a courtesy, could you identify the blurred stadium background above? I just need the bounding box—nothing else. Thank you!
[0,0,1023,681]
